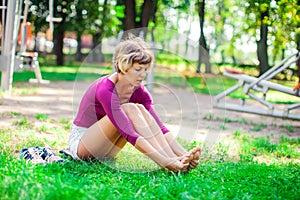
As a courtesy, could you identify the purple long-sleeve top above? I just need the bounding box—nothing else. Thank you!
[73,75,169,145]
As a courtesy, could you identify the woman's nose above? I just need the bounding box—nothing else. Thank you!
[140,70,147,78]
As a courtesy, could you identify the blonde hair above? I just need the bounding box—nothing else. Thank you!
[113,36,153,73]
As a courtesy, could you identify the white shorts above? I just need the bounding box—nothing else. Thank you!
[68,123,88,160]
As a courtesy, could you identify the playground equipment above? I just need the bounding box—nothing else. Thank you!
[0,0,61,91]
[0,0,21,91]
[15,0,49,84]
[214,52,300,120]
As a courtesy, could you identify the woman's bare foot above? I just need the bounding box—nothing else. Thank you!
[164,158,189,173]
[188,146,201,170]
[177,152,193,172]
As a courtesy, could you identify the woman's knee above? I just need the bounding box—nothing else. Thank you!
[135,104,151,116]
[121,103,140,115]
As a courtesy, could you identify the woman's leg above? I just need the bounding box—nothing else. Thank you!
[134,104,200,170]
[121,103,179,158]
[77,115,127,160]
[105,135,127,158]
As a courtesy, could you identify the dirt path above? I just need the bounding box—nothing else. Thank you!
[1,81,299,144]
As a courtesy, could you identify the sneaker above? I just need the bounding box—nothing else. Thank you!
[20,147,46,165]
[39,147,64,163]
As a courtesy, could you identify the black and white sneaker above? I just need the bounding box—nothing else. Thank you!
[39,147,64,163]
[20,147,46,165]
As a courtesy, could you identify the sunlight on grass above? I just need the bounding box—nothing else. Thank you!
[115,144,160,172]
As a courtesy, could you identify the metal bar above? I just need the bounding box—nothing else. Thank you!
[0,0,6,54]
[214,79,244,103]
[22,0,29,23]
[224,71,298,96]
[244,52,299,93]
[214,103,300,120]
[286,102,300,112]
[247,92,274,110]
[1,0,19,91]
[265,55,299,80]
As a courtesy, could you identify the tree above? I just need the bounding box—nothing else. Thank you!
[118,0,157,38]
[70,0,91,61]
[28,0,77,66]
[296,0,300,82]
[196,0,210,73]
[53,0,77,66]
[88,0,120,63]
[256,2,270,75]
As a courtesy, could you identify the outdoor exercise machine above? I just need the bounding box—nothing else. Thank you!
[16,0,50,85]
[0,0,61,92]
[213,51,300,120]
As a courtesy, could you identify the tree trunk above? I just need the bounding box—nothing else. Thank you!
[220,49,225,63]
[232,55,236,65]
[296,0,300,82]
[75,32,83,62]
[257,10,269,75]
[123,0,155,38]
[141,0,153,28]
[91,32,104,63]
[55,25,65,66]
[197,0,210,73]
[91,0,108,63]
[124,0,136,32]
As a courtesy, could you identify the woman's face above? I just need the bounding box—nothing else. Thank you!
[124,62,148,86]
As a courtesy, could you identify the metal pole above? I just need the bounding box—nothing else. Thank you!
[49,0,53,32]
[1,0,19,92]
[0,1,6,70]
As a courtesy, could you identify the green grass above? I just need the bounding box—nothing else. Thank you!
[10,64,112,82]
[0,114,299,199]
[0,55,299,199]
[1,155,299,200]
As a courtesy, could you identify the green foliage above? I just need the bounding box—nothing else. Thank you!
[11,112,22,116]
[237,134,300,160]
[284,125,295,132]
[250,122,268,132]
[12,117,33,128]
[219,124,227,130]
[35,113,49,121]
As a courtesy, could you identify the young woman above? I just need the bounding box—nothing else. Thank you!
[68,36,201,172]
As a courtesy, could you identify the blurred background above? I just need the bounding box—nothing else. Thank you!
[0,0,299,76]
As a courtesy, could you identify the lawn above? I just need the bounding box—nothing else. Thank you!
[0,54,299,199]
[0,120,299,199]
